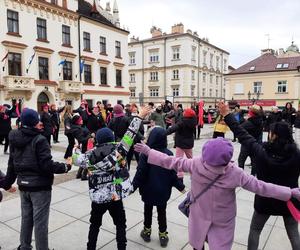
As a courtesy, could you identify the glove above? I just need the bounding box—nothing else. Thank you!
[291,188,300,201]
[134,142,151,156]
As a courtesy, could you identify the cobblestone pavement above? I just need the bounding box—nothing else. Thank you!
[0,125,298,249]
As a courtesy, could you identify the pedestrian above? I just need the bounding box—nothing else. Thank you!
[62,105,75,159]
[72,106,151,250]
[3,108,72,250]
[49,104,64,143]
[40,104,52,146]
[294,110,300,149]
[232,104,245,142]
[134,124,300,250]
[132,127,185,247]
[73,100,90,127]
[212,114,229,138]
[149,104,166,128]
[166,108,197,183]
[264,106,282,132]
[0,103,16,154]
[282,102,296,126]
[99,103,107,123]
[87,106,106,134]
[218,102,300,250]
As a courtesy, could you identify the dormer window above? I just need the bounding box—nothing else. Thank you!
[249,66,255,71]
[276,63,283,69]
[282,63,289,68]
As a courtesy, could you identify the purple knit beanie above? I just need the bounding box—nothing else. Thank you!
[202,137,233,166]
[113,104,124,118]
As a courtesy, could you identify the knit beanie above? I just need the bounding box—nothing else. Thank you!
[96,127,115,145]
[113,104,124,118]
[21,108,40,128]
[183,108,196,118]
[72,114,83,125]
[202,137,233,166]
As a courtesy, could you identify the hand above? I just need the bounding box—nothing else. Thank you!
[91,133,95,138]
[134,142,151,156]
[66,157,72,165]
[8,186,17,193]
[138,106,152,119]
[292,188,300,200]
[218,101,230,117]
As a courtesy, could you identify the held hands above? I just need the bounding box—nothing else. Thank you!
[217,101,230,117]
[8,186,17,193]
[138,106,152,119]
[134,142,151,156]
[291,188,300,201]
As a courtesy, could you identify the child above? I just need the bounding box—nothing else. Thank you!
[132,127,185,247]
[134,126,300,250]
[212,114,229,138]
[73,107,150,250]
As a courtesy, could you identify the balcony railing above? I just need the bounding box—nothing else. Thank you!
[59,80,83,93]
[3,75,35,91]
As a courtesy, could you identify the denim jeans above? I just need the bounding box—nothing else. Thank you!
[248,211,300,250]
[19,190,51,250]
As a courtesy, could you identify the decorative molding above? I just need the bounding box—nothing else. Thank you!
[1,40,27,49]
[113,62,125,67]
[84,89,130,96]
[34,80,58,86]
[97,59,111,65]
[33,46,54,54]
[58,51,77,58]
[81,55,96,62]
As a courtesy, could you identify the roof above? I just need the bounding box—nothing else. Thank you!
[129,33,229,55]
[228,53,300,75]
[77,0,129,34]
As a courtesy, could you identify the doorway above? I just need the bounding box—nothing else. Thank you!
[37,92,49,113]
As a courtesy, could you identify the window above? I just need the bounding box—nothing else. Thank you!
[115,41,121,57]
[150,72,158,81]
[234,83,244,94]
[191,86,195,97]
[202,73,206,82]
[51,0,57,4]
[209,89,212,97]
[192,46,196,61]
[216,89,218,97]
[216,76,219,85]
[172,69,179,80]
[203,51,207,65]
[210,74,213,84]
[100,36,106,54]
[210,53,214,67]
[172,87,179,97]
[277,80,287,93]
[129,73,135,83]
[7,10,19,33]
[172,47,180,60]
[276,63,283,69]
[283,63,289,68]
[129,52,136,65]
[150,88,159,97]
[62,25,71,45]
[83,32,91,51]
[202,88,206,96]
[37,18,47,40]
[116,69,122,86]
[216,56,220,69]
[100,67,107,85]
[38,57,49,80]
[84,64,92,83]
[253,81,262,93]
[191,70,195,81]
[63,61,72,80]
[249,66,255,71]
[8,53,21,76]
[149,51,159,63]
[224,59,227,71]
[130,89,136,97]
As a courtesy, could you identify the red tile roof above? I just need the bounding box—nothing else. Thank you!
[228,53,300,75]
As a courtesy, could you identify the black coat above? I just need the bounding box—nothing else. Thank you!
[294,112,300,129]
[40,111,53,136]
[70,125,90,144]
[63,114,72,135]
[282,107,296,125]
[225,114,300,216]
[108,116,131,141]
[5,128,67,191]
[132,127,184,206]
[0,113,12,135]
[73,107,89,126]
[167,116,197,149]
[240,115,263,141]
[87,113,106,134]
[50,107,64,126]
[265,112,282,131]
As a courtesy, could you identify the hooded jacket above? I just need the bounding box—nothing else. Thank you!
[132,127,184,206]
[4,127,67,191]
[241,115,263,141]
[167,116,197,149]
[70,124,90,144]
[87,113,106,133]
[108,115,131,141]
[40,111,53,136]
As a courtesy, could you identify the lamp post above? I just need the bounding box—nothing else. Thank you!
[248,91,260,104]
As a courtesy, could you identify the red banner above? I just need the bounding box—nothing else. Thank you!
[237,100,276,107]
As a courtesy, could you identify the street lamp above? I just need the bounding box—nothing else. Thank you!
[248,91,260,104]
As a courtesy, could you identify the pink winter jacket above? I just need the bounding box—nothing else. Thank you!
[147,149,292,250]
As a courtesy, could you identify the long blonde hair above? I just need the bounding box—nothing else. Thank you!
[62,105,73,122]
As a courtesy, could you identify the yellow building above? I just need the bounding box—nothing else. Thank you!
[226,43,300,110]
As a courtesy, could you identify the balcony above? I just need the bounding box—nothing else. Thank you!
[59,80,83,93]
[3,75,35,91]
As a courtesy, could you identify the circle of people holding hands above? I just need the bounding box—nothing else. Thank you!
[0,99,300,250]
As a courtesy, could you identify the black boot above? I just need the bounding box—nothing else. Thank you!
[76,167,83,179]
[81,168,88,181]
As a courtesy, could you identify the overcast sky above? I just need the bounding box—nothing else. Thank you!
[113,0,299,68]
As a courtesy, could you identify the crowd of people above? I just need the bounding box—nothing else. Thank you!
[0,99,300,250]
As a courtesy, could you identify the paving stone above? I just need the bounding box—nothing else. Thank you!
[100,239,153,250]
[264,226,294,250]
[51,186,78,204]
[0,222,20,250]
[57,178,90,194]
[0,197,21,222]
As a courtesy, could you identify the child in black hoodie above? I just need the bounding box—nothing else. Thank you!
[132,127,185,247]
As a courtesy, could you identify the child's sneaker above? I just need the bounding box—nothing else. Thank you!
[159,231,169,247]
[140,227,151,242]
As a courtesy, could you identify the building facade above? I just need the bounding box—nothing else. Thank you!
[0,0,129,112]
[226,43,300,109]
[128,24,229,108]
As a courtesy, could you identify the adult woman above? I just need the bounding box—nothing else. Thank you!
[63,105,75,159]
[282,102,296,126]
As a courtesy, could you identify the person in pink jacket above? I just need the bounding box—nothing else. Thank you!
[134,137,300,250]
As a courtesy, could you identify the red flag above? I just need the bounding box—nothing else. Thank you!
[1,52,8,62]
[287,200,300,222]
[198,101,204,127]
[16,101,20,118]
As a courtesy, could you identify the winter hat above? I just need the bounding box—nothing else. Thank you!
[72,114,83,125]
[113,104,124,118]
[96,127,115,145]
[42,104,49,110]
[21,108,40,128]
[183,108,196,118]
[202,137,233,167]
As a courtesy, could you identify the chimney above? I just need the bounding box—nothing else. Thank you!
[130,36,139,43]
[261,48,275,55]
[186,29,192,35]
[171,23,184,34]
[150,26,162,38]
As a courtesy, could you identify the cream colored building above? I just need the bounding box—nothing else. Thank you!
[226,43,300,109]
[0,0,129,112]
[128,24,229,108]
